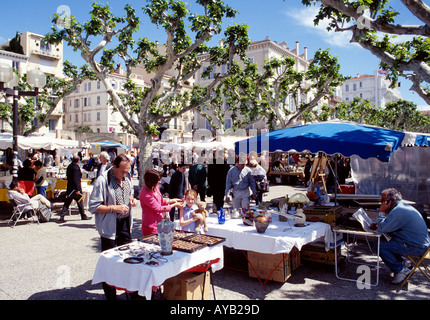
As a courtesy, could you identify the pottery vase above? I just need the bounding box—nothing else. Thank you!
[254,215,270,233]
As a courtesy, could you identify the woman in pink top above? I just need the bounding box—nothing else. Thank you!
[140,169,183,236]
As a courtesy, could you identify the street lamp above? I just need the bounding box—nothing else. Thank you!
[0,62,46,183]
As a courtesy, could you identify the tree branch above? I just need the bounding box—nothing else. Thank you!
[401,0,430,26]
[319,0,430,36]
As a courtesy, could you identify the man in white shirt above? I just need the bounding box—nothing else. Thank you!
[34,160,49,198]
[8,180,51,218]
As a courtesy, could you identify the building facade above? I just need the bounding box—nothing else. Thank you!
[63,68,138,135]
[1,31,64,135]
[0,49,28,132]
[193,37,313,135]
[341,72,402,108]
[63,60,194,144]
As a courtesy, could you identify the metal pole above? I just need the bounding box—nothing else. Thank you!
[334,154,338,206]
[12,86,19,183]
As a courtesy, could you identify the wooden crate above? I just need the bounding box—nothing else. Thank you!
[163,271,210,300]
[303,205,343,227]
[301,242,341,265]
[247,249,300,283]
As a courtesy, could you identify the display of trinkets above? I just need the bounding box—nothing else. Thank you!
[186,234,226,246]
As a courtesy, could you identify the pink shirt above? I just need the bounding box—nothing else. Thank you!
[140,185,172,236]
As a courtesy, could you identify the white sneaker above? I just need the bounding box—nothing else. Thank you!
[403,260,412,269]
[391,268,412,284]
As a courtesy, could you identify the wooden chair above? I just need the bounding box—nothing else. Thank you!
[401,246,430,287]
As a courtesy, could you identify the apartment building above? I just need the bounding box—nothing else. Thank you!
[20,31,63,77]
[341,72,402,107]
[1,31,64,134]
[193,37,313,134]
[63,58,194,144]
[0,49,28,132]
[63,66,142,134]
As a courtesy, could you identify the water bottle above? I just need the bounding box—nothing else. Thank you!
[218,207,225,224]
[316,185,321,198]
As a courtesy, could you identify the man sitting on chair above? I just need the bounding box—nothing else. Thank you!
[370,188,430,284]
[8,180,51,219]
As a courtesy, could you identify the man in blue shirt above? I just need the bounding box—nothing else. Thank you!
[371,188,430,284]
[224,158,256,211]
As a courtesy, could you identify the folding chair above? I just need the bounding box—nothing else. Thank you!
[401,246,430,287]
[7,198,39,228]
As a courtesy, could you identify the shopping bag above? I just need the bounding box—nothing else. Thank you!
[38,203,51,223]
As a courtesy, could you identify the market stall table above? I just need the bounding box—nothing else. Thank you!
[205,215,332,254]
[92,240,224,300]
[46,178,92,198]
[204,214,332,287]
[330,194,415,208]
[332,226,382,287]
[0,188,9,202]
[267,169,305,184]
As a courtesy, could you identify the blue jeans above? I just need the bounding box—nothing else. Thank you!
[36,186,47,198]
[380,237,429,273]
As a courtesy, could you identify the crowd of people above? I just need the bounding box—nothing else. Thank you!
[8,152,54,220]
[84,149,270,299]
[7,148,139,223]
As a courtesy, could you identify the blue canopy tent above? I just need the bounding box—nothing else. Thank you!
[235,120,428,162]
[91,141,130,150]
[234,120,430,204]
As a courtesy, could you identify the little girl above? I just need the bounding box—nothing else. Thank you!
[179,189,205,233]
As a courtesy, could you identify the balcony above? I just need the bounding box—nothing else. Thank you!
[31,49,61,61]
[329,95,342,104]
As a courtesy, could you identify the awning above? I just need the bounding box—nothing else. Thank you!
[90,140,130,150]
[234,120,428,162]
[0,133,80,151]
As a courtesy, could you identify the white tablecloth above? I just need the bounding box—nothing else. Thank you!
[205,215,332,255]
[92,242,224,299]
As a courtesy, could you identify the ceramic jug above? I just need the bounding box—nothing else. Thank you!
[157,209,174,255]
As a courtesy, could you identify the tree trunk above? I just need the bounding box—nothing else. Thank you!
[137,133,155,190]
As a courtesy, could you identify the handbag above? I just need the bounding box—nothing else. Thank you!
[37,203,51,223]
[256,179,269,193]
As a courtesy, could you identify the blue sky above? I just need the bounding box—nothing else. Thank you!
[1,0,428,109]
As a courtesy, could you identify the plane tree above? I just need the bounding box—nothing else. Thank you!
[301,0,430,104]
[199,48,346,131]
[45,0,251,186]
